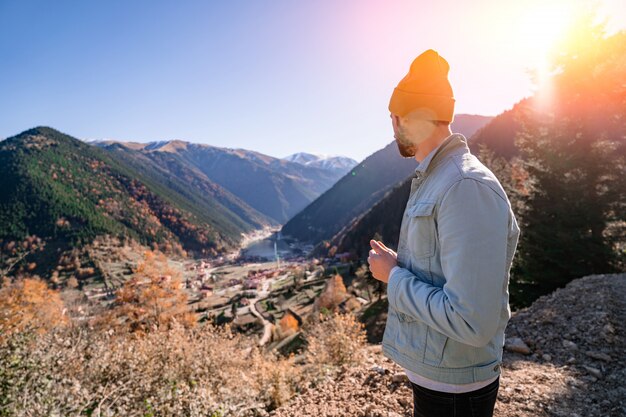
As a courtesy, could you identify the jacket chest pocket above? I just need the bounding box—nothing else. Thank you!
[406,201,436,259]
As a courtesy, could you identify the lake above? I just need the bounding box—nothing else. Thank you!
[241,233,294,260]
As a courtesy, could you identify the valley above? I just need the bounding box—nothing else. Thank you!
[70,227,368,350]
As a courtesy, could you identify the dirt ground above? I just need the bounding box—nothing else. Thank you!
[271,273,626,417]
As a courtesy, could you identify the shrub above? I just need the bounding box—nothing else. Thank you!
[0,277,67,342]
[303,311,367,375]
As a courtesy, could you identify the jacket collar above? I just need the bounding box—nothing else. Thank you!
[414,133,469,175]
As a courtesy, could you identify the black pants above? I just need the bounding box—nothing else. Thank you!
[411,377,499,417]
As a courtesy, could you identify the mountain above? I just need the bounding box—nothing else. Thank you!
[280,114,493,244]
[331,177,412,257]
[283,153,358,175]
[281,141,418,244]
[0,127,269,266]
[467,101,526,159]
[449,114,494,140]
[94,142,272,229]
[94,140,347,224]
[283,152,322,165]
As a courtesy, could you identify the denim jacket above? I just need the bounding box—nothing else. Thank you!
[382,133,520,384]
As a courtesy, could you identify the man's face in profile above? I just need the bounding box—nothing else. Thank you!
[391,113,416,158]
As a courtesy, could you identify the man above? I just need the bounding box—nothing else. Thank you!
[367,49,520,417]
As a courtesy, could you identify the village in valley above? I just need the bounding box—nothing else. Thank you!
[70,227,373,352]
[182,229,370,351]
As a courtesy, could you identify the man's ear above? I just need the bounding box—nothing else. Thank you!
[391,114,402,129]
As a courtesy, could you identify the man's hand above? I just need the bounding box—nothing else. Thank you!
[367,239,398,283]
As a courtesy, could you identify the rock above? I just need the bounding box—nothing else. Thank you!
[562,340,578,350]
[582,375,598,383]
[397,397,410,408]
[370,365,386,375]
[369,344,383,353]
[602,323,615,334]
[568,378,584,388]
[542,354,552,361]
[585,351,611,362]
[391,373,409,384]
[582,365,602,379]
[364,404,385,416]
[505,337,531,355]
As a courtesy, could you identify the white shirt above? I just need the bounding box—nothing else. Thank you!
[404,367,499,393]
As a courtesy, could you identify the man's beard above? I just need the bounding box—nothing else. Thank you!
[394,132,416,157]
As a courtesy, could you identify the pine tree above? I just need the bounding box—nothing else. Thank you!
[513,17,626,303]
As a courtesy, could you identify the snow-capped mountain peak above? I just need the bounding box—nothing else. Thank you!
[283,152,357,173]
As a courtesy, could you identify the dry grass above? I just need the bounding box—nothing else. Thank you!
[0,321,305,416]
[0,307,368,416]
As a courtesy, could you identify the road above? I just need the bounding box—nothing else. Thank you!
[247,277,273,346]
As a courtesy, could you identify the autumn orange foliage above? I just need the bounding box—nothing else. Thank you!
[278,310,300,336]
[96,250,196,333]
[316,273,348,312]
[0,277,67,341]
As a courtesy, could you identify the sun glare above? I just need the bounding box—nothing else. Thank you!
[520,5,572,56]
[513,1,581,108]
[517,2,576,69]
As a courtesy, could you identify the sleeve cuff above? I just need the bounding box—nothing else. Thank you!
[387,265,403,308]
[389,265,401,279]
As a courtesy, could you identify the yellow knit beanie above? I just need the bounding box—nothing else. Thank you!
[388,49,455,122]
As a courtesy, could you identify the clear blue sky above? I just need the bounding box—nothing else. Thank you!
[1,0,624,161]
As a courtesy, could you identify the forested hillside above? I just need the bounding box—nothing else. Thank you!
[96,140,346,223]
[0,127,269,277]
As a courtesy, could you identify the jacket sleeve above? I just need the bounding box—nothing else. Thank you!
[387,178,510,347]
